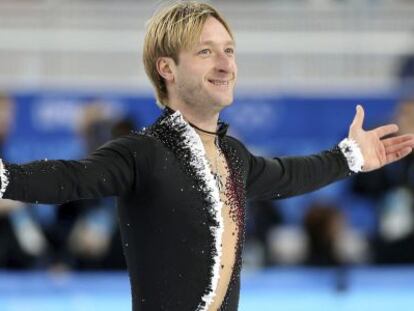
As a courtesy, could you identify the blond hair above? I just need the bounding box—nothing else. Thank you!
[143,1,233,107]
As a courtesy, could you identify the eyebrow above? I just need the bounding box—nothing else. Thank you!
[197,40,236,47]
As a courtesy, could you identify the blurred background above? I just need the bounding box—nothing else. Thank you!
[1,0,414,310]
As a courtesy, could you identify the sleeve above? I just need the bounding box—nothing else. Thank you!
[244,143,354,201]
[0,135,149,204]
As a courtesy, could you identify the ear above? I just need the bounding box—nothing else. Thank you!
[156,57,176,83]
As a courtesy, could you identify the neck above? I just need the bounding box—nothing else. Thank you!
[195,128,217,146]
[168,102,220,135]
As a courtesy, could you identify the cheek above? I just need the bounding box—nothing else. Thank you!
[178,65,204,84]
[233,62,238,75]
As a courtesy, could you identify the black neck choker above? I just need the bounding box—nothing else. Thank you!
[164,106,228,137]
[188,121,218,136]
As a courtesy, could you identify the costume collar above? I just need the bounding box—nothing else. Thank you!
[164,106,229,138]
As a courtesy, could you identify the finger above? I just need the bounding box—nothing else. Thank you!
[382,134,414,147]
[386,147,413,164]
[385,139,414,154]
[373,124,399,138]
[350,105,365,129]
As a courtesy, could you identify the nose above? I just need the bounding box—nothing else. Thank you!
[215,52,233,73]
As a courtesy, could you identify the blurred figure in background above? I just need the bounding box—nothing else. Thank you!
[303,201,369,266]
[304,203,344,266]
[266,199,369,267]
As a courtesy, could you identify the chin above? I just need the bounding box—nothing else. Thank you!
[222,95,234,106]
[211,99,232,111]
[210,93,234,108]
[222,99,233,107]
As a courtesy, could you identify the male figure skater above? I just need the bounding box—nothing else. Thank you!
[1,1,414,310]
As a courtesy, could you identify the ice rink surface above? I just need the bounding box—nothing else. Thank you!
[0,267,413,311]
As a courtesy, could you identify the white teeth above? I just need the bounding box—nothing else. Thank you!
[209,80,229,86]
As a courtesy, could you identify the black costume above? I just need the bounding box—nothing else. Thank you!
[0,109,353,310]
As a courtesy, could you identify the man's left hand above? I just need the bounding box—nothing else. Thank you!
[349,105,414,172]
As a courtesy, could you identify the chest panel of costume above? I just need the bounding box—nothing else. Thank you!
[118,111,247,311]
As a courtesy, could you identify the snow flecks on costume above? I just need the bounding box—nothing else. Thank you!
[0,159,9,198]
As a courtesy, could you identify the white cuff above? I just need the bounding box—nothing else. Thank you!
[338,138,364,173]
[0,158,9,198]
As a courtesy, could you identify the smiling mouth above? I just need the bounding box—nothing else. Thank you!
[208,79,232,87]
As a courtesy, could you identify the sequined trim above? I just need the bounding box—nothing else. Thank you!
[218,139,246,310]
[155,111,225,311]
[338,138,364,173]
[0,159,9,198]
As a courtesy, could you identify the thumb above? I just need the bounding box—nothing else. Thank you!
[351,104,365,130]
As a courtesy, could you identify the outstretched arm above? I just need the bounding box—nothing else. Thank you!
[0,135,146,204]
[243,105,414,201]
[245,146,351,201]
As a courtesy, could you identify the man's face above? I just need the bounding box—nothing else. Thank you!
[172,16,237,112]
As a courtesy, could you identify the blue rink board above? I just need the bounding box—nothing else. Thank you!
[0,267,414,311]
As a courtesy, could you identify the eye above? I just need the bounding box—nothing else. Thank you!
[198,49,211,56]
[225,47,235,55]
